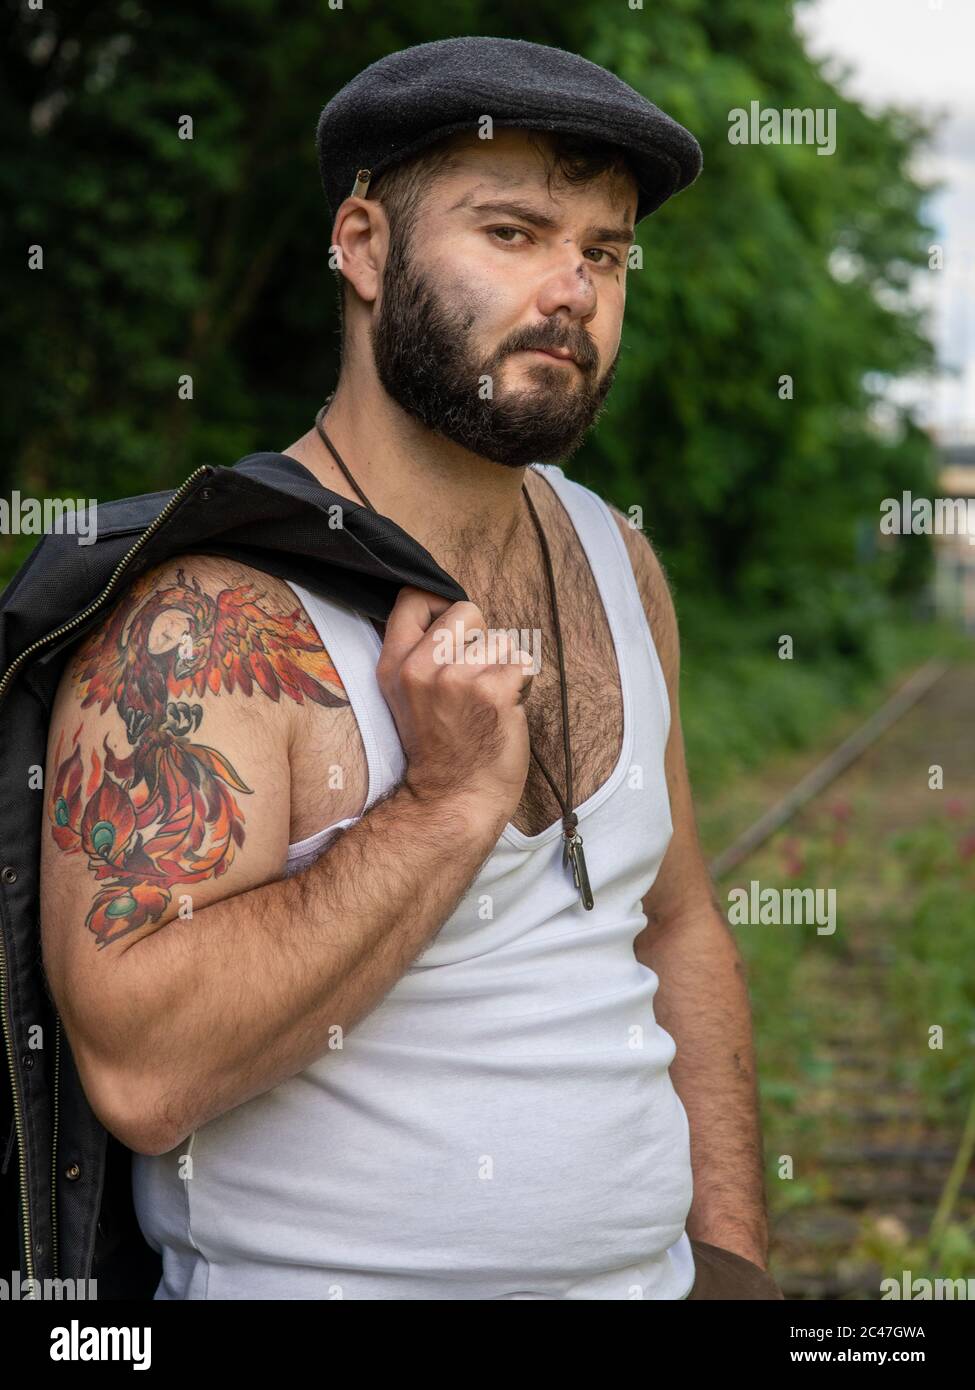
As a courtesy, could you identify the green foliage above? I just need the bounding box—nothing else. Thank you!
[1,0,940,665]
[578,4,939,617]
[680,606,965,800]
[886,823,975,1106]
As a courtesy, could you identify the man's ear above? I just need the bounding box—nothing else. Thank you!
[331,196,388,310]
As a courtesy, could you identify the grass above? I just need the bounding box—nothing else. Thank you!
[679,601,972,802]
[713,700,975,1292]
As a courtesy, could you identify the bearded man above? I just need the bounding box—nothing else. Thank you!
[40,37,783,1301]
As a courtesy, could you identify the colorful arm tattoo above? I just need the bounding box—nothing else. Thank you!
[48,567,349,948]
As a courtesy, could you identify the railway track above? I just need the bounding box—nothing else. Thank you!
[707,658,975,1300]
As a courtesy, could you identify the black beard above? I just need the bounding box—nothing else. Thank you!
[370,232,620,468]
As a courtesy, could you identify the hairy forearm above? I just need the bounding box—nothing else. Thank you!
[638,904,770,1267]
[105,786,497,1152]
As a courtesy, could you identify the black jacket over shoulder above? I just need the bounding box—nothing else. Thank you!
[0,450,466,1298]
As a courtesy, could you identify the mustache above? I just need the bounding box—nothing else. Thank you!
[505,336,598,370]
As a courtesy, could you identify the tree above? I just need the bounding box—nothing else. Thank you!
[1,0,939,658]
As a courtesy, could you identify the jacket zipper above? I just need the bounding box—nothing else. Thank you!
[0,944,34,1286]
[0,462,213,1286]
[51,1012,61,1278]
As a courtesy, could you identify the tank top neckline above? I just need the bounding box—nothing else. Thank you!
[352,463,633,851]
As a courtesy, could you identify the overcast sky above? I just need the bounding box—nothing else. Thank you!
[797,0,975,438]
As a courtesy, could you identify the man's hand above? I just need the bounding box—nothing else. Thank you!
[377,586,534,835]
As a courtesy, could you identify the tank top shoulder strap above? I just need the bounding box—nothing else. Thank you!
[532,463,671,745]
[283,580,406,808]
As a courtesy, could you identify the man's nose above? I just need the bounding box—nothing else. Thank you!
[535,251,597,320]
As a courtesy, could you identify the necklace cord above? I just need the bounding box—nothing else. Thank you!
[315,399,374,509]
[520,482,576,832]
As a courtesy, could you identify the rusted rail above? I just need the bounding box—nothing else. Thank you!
[709,658,950,879]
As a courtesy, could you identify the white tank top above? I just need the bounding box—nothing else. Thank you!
[131,464,696,1299]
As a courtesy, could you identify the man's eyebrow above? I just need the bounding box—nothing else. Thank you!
[453,197,634,245]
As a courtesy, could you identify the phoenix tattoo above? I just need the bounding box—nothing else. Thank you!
[48,567,349,947]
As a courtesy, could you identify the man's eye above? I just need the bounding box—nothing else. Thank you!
[488,228,622,268]
[489,226,530,245]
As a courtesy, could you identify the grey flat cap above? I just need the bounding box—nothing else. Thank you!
[316,36,702,225]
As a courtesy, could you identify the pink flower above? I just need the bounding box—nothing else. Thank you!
[830,798,853,823]
[957,832,975,862]
[781,836,805,877]
[946,798,967,820]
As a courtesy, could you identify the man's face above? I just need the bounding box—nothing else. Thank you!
[369,129,637,468]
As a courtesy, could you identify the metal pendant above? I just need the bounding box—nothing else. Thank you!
[562,830,595,911]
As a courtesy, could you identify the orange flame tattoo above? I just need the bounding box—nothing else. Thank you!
[49,568,348,946]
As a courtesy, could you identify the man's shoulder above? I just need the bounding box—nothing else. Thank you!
[130,551,300,605]
[603,502,680,685]
[538,467,671,608]
[57,551,352,736]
